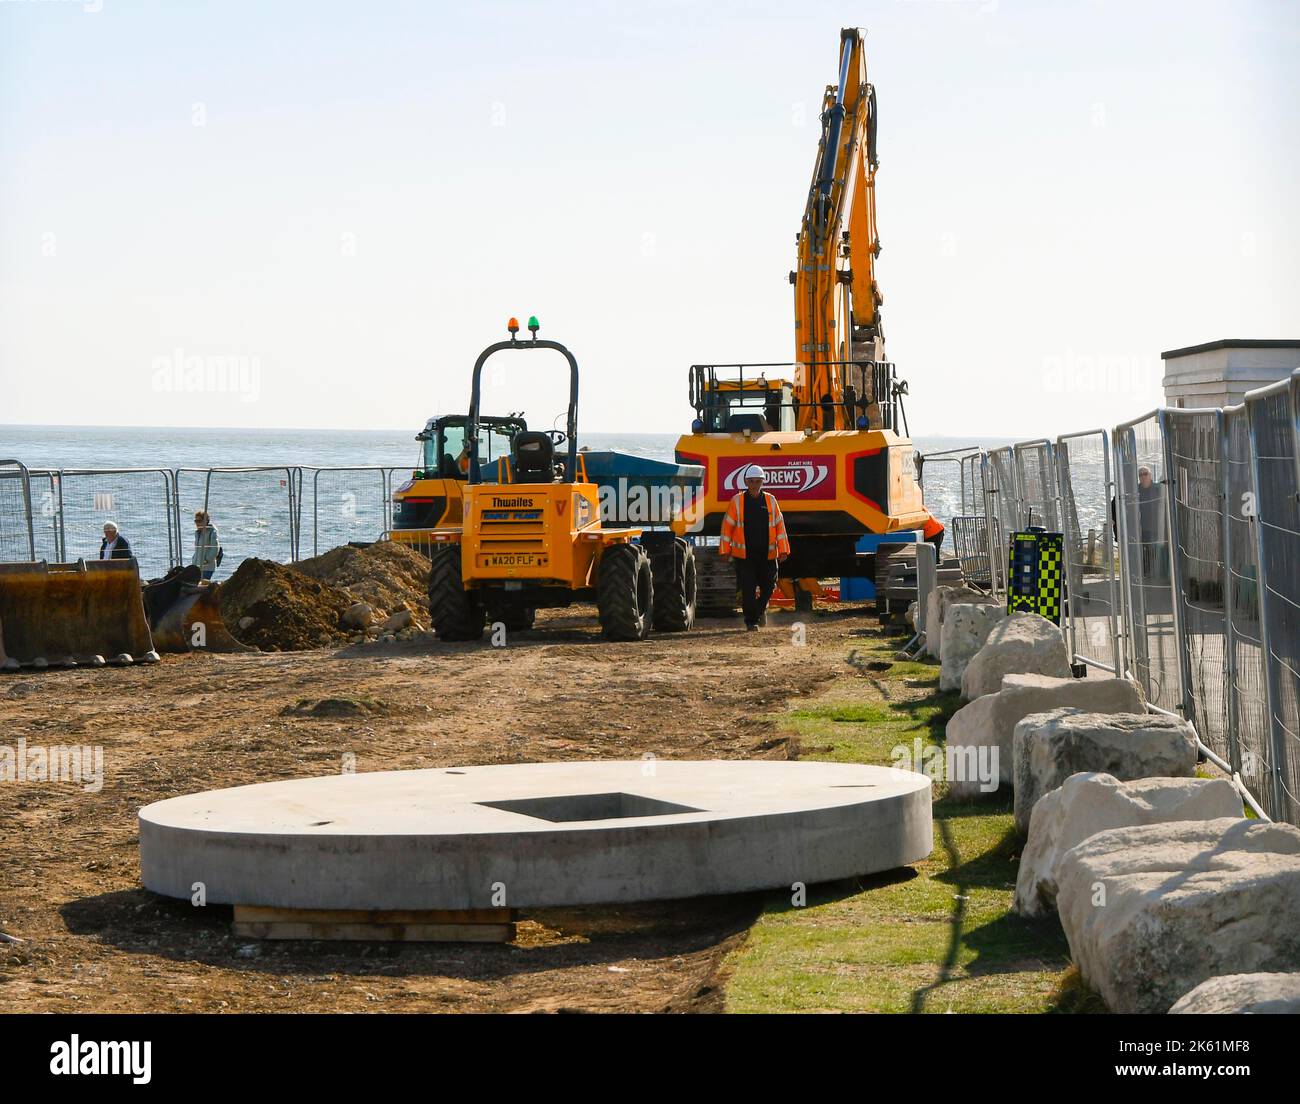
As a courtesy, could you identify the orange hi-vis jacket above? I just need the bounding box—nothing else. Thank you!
[922,513,945,540]
[719,491,791,560]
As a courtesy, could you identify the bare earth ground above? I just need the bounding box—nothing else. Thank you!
[0,604,881,1014]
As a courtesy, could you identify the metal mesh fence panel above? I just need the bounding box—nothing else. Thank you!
[309,468,389,557]
[1056,431,1118,671]
[1014,440,1058,530]
[1224,405,1275,811]
[1114,415,1180,714]
[950,515,991,590]
[27,471,63,561]
[56,469,176,579]
[178,467,296,576]
[1247,381,1300,825]
[1164,410,1229,761]
[984,447,1019,594]
[916,454,966,528]
[0,462,36,561]
[961,453,986,516]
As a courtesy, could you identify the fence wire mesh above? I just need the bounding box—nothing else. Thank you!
[0,462,35,561]
[56,469,177,579]
[177,467,297,577]
[984,447,1019,593]
[1114,415,1181,715]
[309,468,390,558]
[1013,441,1058,530]
[1224,405,1275,810]
[1247,382,1300,824]
[1164,411,1229,762]
[950,516,992,590]
[1055,431,1118,671]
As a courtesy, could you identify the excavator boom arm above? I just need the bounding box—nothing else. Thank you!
[793,27,881,429]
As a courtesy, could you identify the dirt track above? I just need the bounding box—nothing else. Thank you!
[0,604,881,1013]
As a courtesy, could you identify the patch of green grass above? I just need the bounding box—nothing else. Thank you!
[724,635,1101,1014]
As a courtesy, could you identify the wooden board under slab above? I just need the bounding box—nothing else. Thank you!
[232,905,517,943]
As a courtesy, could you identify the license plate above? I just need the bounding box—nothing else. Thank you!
[480,553,544,568]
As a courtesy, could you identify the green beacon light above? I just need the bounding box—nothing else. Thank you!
[527,315,540,335]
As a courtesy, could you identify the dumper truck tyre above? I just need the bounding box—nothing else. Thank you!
[652,538,696,632]
[597,543,653,641]
[428,545,484,642]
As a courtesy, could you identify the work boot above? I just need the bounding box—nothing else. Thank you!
[746,623,758,632]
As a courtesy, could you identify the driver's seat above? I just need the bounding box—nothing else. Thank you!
[511,431,556,482]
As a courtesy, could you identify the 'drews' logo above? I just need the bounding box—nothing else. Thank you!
[721,458,833,497]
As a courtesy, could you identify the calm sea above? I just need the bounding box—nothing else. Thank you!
[1,424,1019,577]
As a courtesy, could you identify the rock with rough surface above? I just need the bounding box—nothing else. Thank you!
[961,614,1070,701]
[1056,818,1300,1013]
[946,674,1144,800]
[1013,709,1197,832]
[1014,772,1243,917]
[923,585,988,659]
[380,608,413,633]
[342,602,375,630]
[938,602,1006,691]
[1169,972,1300,1014]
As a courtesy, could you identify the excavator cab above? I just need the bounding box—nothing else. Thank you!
[695,371,797,434]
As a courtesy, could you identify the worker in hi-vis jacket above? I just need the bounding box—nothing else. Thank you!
[718,465,791,631]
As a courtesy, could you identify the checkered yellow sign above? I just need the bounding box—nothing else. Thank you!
[1007,531,1063,624]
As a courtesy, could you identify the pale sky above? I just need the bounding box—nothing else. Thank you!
[1,0,1296,438]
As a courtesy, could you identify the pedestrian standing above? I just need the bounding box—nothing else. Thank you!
[99,522,133,560]
[192,511,222,580]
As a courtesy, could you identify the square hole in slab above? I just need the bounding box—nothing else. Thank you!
[479,792,702,823]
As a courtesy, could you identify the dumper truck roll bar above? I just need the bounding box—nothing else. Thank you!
[465,317,579,485]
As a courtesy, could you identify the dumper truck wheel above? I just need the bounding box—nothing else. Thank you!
[428,546,484,642]
[597,543,653,641]
[651,538,696,632]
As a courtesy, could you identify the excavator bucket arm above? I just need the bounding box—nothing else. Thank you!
[143,566,252,653]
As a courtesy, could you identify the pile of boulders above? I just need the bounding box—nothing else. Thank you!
[922,584,1300,1013]
[339,600,430,645]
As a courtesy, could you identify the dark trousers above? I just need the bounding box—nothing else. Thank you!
[735,556,777,627]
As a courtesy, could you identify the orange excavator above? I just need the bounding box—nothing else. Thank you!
[675,27,940,611]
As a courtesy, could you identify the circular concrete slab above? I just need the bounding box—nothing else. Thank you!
[139,760,932,909]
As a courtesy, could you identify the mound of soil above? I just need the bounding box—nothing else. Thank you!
[218,558,352,651]
[279,696,391,719]
[291,541,429,622]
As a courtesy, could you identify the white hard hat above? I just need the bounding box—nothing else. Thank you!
[744,465,766,482]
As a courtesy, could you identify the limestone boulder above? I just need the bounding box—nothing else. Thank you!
[923,585,988,659]
[1056,818,1300,1013]
[380,607,413,634]
[341,602,375,630]
[1012,709,1197,833]
[1013,772,1243,917]
[1169,972,1300,1014]
[946,674,1144,800]
[938,601,1006,691]
[961,614,1070,701]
